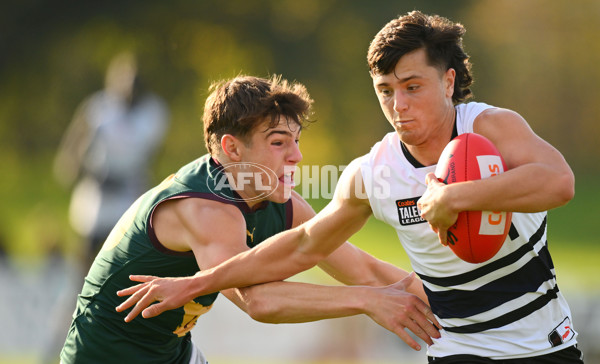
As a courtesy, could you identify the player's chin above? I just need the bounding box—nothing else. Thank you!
[269,185,294,203]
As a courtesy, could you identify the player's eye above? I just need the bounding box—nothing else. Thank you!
[379,89,392,96]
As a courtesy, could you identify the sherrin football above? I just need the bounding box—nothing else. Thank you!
[434,133,512,264]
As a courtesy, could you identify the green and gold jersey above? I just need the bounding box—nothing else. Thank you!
[60,155,292,364]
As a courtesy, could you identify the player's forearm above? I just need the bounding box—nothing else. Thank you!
[190,202,366,297]
[366,260,428,303]
[449,163,574,214]
[190,226,326,297]
[237,281,372,324]
[345,251,427,303]
[318,244,403,285]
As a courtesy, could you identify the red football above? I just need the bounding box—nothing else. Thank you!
[434,133,512,264]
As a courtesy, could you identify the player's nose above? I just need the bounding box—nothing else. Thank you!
[288,141,302,164]
[394,91,409,113]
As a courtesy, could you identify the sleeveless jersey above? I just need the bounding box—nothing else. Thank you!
[360,102,577,359]
[60,154,293,364]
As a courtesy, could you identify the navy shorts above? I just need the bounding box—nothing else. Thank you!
[427,344,584,363]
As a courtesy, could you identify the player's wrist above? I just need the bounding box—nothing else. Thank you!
[191,270,214,297]
[443,181,469,214]
[352,286,377,315]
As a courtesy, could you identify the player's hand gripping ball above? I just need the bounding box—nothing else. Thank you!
[434,133,512,263]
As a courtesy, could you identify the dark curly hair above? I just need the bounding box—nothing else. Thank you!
[367,10,473,104]
[203,75,314,155]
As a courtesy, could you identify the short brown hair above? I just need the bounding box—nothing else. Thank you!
[367,11,473,104]
[203,75,314,155]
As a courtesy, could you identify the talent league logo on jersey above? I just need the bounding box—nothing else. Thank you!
[208,162,281,202]
[396,197,426,226]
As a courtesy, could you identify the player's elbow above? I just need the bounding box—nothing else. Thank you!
[292,249,328,274]
[290,232,329,272]
[554,169,575,207]
[240,286,285,323]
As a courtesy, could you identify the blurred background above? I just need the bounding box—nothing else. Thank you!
[1,0,599,363]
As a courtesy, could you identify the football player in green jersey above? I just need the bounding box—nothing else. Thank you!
[61,74,440,364]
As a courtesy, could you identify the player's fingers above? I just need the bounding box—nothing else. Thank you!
[421,305,442,330]
[394,326,422,351]
[411,308,441,342]
[116,284,151,312]
[428,223,439,234]
[129,275,159,283]
[142,301,170,319]
[116,275,161,298]
[424,172,436,185]
[118,284,157,321]
[427,172,446,186]
[116,282,149,298]
[404,305,438,344]
[404,318,434,346]
[424,173,433,185]
[438,229,448,246]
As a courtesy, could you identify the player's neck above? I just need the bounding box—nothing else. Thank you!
[402,107,457,167]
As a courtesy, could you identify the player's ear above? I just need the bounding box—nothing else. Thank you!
[444,68,456,98]
[221,134,243,161]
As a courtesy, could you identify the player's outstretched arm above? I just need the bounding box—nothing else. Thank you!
[118,270,440,350]
[117,159,374,319]
[226,273,440,351]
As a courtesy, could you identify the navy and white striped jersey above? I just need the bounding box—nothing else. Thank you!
[359,102,577,359]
